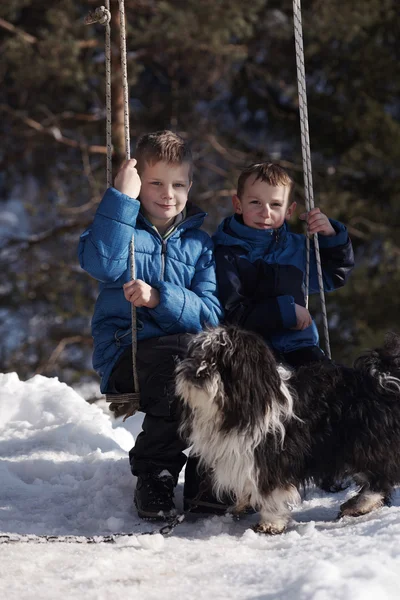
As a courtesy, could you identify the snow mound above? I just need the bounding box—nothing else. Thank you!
[0,373,137,536]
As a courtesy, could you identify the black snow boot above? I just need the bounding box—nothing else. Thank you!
[134,470,177,520]
[183,456,233,514]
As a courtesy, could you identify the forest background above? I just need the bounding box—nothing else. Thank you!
[1,0,399,392]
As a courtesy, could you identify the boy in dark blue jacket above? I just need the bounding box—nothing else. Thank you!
[79,130,222,519]
[213,162,354,367]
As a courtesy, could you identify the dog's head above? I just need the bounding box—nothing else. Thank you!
[176,326,295,439]
[354,332,400,392]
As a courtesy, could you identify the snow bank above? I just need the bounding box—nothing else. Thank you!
[1,372,400,600]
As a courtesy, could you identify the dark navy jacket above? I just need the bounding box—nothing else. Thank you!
[213,215,354,354]
[79,187,222,392]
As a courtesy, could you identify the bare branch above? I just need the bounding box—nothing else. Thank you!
[205,134,247,163]
[0,16,99,48]
[35,336,92,375]
[348,216,387,233]
[77,39,100,48]
[59,146,103,215]
[0,16,37,43]
[346,226,370,240]
[61,198,101,215]
[3,220,92,250]
[197,188,236,201]
[0,104,108,155]
[36,106,106,126]
[82,146,102,197]
[196,43,248,56]
[196,160,230,178]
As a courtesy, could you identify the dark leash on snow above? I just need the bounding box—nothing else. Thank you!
[0,515,185,545]
[0,514,187,545]
[0,485,209,544]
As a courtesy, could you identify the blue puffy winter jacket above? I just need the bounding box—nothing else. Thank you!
[213,215,354,354]
[79,187,222,392]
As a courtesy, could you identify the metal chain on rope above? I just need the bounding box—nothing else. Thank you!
[85,2,140,410]
[293,0,331,358]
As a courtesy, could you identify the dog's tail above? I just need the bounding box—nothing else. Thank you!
[354,332,400,392]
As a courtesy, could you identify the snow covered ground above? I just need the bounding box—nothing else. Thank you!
[1,372,400,600]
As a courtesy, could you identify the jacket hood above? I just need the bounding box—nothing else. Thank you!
[213,214,289,252]
[138,202,207,237]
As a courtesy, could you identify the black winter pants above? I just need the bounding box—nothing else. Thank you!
[107,334,191,482]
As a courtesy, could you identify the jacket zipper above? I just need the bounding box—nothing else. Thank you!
[142,212,201,281]
[160,239,167,280]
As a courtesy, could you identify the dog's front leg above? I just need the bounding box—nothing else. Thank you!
[255,485,299,535]
[230,496,252,518]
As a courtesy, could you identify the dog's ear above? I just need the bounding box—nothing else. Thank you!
[383,332,400,362]
[353,349,379,373]
[354,332,400,375]
[217,327,287,429]
[381,332,400,375]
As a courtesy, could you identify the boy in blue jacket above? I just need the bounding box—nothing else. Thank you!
[213,162,354,367]
[79,130,222,519]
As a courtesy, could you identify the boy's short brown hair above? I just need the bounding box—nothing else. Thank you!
[237,162,294,200]
[136,130,193,178]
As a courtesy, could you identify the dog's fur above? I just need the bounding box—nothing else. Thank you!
[176,326,400,534]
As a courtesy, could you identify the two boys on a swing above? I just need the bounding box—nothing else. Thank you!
[79,130,354,520]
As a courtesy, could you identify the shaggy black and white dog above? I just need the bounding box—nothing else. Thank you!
[175,326,400,534]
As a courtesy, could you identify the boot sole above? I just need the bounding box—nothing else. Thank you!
[135,498,177,521]
[136,508,178,520]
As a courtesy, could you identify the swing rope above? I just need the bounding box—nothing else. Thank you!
[292,0,331,359]
[85,1,140,414]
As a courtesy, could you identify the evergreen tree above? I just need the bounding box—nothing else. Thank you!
[0,0,398,383]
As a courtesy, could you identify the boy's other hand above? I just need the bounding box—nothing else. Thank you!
[299,207,336,237]
[292,304,312,330]
[123,279,160,308]
[114,159,141,199]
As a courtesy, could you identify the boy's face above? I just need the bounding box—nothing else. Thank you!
[233,175,296,230]
[139,160,192,231]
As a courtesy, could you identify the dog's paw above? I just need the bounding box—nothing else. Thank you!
[338,491,385,518]
[253,522,286,535]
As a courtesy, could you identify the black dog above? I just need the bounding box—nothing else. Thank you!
[176,326,400,534]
